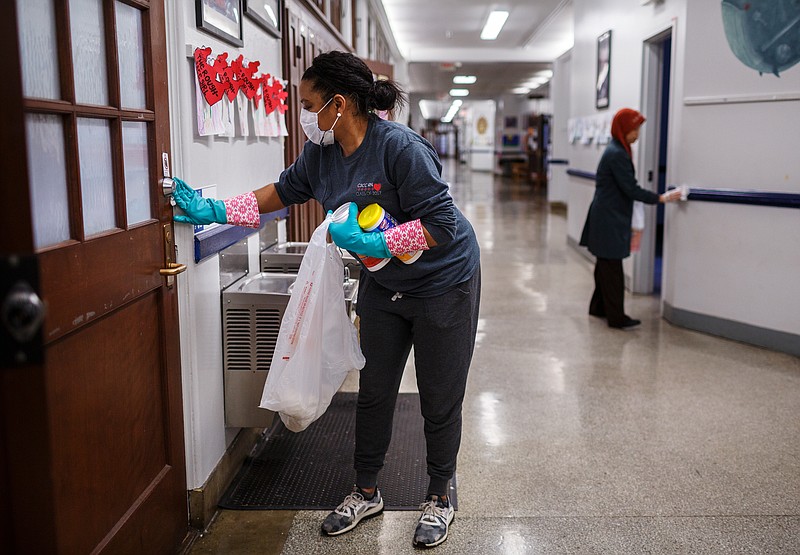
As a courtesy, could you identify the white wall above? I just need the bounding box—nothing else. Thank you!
[549,49,572,205]
[663,1,800,337]
[562,0,800,344]
[165,2,285,489]
[462,100,496,172]
[566,0,687,252]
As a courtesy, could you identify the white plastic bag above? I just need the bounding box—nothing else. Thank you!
[631,201,645,231]
[259,216,365,432]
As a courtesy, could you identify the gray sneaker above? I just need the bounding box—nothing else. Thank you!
[412,495,454,548]
[321,487,384,536]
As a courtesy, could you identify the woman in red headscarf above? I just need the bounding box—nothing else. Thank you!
[579,108,681,329]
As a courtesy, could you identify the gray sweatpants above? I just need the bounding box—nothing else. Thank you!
[354,268,481,496]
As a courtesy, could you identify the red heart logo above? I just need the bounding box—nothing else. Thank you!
[373,183,381,191]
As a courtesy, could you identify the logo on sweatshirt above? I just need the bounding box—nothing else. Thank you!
[356,182,382,196]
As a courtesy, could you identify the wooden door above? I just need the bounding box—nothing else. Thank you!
[1,1,187,553]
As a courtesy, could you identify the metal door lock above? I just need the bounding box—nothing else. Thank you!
[2,281,45,344]
[161,177,176,206]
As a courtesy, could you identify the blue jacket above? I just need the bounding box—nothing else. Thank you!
[580,139,660,259]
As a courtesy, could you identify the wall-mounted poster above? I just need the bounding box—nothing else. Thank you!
[244,0,282,38]
[197,0,244,47]
[596,30,611,109]
[721,0,800,76]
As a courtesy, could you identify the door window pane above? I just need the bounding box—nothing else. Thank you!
[26,114,70,249]
[116,2,147,109]
[122,122,151,225]
[16,0,61,100]
[77,118,116,235]
[70,0,109,105]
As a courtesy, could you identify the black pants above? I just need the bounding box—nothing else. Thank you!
[354,269,481,497]
[590,258,626,327]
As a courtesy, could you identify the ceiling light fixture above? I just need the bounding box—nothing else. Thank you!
[418,100,432,120]
[453,75,477,84]
[512,87,530,95]
[441,100,463,123]
[481,10,509,40]
[449,88,470,97]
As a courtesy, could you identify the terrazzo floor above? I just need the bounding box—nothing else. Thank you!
[187,161,800,554]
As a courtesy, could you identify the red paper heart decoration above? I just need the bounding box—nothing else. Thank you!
[194,47,225,106]
[212,53,238,101]
[274,80,289,114]
[223,55,245,101]
[235,59,261,100]
[263,77,288,115]
[262,74,277,114]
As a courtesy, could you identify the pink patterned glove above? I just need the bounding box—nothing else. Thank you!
[223,192,261,228]
[383,219,430,255]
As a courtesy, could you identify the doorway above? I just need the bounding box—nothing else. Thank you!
[2,1,188,552]
[633,29,673,295]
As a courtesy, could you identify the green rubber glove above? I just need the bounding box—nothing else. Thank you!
[328,202,391,258]
[172,177,227,225]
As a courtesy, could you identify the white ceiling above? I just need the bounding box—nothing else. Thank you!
[378,0,574,103]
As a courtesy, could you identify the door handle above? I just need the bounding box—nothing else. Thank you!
[161,176,174,196]
[161,177,177,206]
[2,281,45,344]
[159,262,187,276]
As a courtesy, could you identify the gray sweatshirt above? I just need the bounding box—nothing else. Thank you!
[275,115,480,297]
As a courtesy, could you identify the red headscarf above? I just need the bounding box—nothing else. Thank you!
[611,108,645,157]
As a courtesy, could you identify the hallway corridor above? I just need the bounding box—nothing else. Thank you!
[189,162,800,554]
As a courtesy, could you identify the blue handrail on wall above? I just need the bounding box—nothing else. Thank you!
[686,188,800,209]
[566,168,800,209]
[566,168,597,181]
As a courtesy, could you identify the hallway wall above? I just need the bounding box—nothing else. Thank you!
[561,0,800,351]
[663,0,800,345]
[164,2,285,489]
[565,0,687,286]
[167,0,413,492]
[548,49,572,205]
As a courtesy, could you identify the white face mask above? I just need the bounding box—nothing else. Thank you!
[300,97,341,146]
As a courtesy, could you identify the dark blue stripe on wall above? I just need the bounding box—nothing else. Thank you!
[548,159,569,165]
[686,188,800,209]
[564,169,799,209]
[194,208,289,262]
[566,168,597,181]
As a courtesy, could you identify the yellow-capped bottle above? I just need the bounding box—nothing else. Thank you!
[331,202,390,272]
[357,204,422,264]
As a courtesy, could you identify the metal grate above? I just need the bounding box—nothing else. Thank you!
[222,273,357,427]
[224,308,254,371]
[255,308,281,372]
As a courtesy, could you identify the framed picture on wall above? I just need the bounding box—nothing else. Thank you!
[196,0,244,47]
[596,30,612,109]
[244,0,282,38]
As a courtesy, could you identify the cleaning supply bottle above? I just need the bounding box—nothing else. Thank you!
[331,202,390,272]
[357,204,422,264]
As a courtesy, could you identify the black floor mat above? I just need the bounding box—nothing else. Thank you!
[219,392,458,511]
